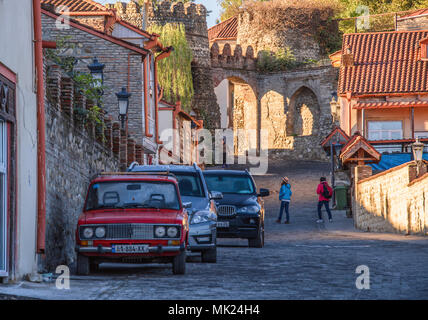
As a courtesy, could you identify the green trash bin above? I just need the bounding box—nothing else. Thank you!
[334,185,348,210]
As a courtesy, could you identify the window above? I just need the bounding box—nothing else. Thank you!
[367,121,403,141]
[173,173,204,198]
[85,181,180,211]
[204,174,255,195]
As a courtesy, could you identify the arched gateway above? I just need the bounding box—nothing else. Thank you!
[211,42,337,161]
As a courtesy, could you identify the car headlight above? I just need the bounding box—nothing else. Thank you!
[154,226,166,238]
[82,227,94,239]
[236,205,260,214]
[167,227,179,238]
[95,226,106,238]
[190,211,216,224]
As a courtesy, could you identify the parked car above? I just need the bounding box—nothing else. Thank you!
[75,172,189,275]
[203,170,269,248]
[128,163,222,263]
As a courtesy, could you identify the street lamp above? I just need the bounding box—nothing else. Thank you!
[116,87,132,129]
[87,57,105,92]
[412,138,425,176]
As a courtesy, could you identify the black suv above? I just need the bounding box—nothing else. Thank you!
[203,170,269,248]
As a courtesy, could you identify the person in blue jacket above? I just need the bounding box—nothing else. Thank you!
[276,176,292,224]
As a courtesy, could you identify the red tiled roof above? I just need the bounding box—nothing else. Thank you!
[354,100,428,109]
[320,126,350,148]
[40,0,110,13]
[41,0,153,39]
[398,8,428,20]
[41,8,149,56]
[340,133,381,164]
[339,30,428,96]
[208,16,238,41]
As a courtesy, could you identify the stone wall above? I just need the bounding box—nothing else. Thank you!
[354,163,428,235]
[236,10,323,63]
[41,62,144,271]
[397,16,428,31]
[109,0,221,130]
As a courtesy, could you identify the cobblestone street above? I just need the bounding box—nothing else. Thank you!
[1,160,428,300]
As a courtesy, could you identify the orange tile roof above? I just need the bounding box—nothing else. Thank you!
[354,100,428,109]
[340,133,381,164]
[338,30,428,96]
[41,8,149,56]
[208,16,238,41]
[40,0,110,13]
[398,8,428,20]
[320,126,350,148]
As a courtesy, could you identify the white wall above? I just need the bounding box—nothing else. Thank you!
[214,79,230,129]
[0,0,38,279]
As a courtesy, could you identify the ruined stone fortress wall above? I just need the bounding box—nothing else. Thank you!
[109,1,221,129]
[236,10,322,63]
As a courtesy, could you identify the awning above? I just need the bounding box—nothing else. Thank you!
[353,101,428,110]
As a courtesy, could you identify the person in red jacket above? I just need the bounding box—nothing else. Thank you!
[316,177,333,223]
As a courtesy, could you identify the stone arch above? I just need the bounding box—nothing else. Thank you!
[287,86,320,137]
[213,74,258,154]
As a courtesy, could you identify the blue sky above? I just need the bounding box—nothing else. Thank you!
[97,1,221,28]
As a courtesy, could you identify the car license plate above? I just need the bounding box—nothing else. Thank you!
[112,244,149,253]
[217,221,229,228]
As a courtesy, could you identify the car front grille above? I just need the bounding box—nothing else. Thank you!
[106,224,153,240]
[218,205,236,217]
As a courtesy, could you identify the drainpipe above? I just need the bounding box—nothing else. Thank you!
[33,0,46,254]
[143,55,153,137]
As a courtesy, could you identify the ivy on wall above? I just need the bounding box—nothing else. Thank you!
[149,23,194,111]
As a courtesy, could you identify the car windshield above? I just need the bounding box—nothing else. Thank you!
[173,172,205,197]
[85,181,180,211]
[204,174,255,195]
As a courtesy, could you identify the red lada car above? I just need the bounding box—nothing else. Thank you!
[75,173,189,275]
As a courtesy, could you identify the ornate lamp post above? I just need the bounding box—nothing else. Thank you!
[87,57,105,95]
[412,138,425,176]
[116,87,131,129]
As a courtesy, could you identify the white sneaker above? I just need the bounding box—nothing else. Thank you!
[329,219,333,223]
[316,219,324,223]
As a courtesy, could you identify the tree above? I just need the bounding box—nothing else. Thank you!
[148,23,194,111]
[218,0,269,21]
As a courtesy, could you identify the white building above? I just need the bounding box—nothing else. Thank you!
[0,1,39,281]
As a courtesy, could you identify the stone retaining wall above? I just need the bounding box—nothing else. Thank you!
[354,163,428,235]
[41,62,143,271]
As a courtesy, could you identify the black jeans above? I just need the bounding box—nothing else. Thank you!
[317,201,332,220]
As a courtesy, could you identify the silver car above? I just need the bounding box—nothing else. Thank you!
[128,163,222,263]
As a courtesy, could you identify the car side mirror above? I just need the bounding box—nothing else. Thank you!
[209,191,223,200]
[182,202,192,209]
[258,188,270,197]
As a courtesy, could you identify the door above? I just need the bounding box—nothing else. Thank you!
[0,120,7,275]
